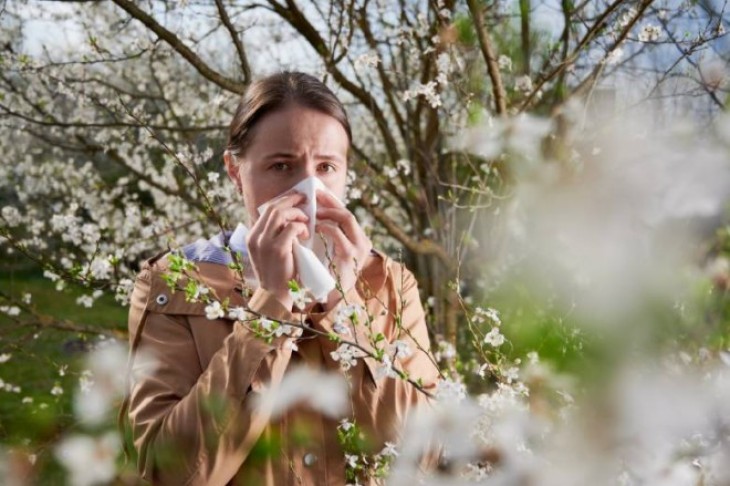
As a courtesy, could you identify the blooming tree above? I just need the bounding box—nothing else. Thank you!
[1,0,729,484]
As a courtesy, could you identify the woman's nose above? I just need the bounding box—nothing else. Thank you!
[302,159,318,178]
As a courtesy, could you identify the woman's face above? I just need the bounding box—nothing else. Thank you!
[226,104,349,223]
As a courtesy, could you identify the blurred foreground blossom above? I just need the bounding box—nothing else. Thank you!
[497,110,730,327]
[54,432,120,486]
[74,341,130,425]
[450,114,553,164]
[252,366,348,419]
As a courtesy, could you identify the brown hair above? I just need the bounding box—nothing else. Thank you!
[226,71,352,159]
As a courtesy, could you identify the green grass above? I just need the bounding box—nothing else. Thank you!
[0,266,129,481]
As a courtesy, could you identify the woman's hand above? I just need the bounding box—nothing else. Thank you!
[246,192,309,309]
[315,190,373,310]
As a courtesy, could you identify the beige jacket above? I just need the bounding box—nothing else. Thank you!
[125,249,440,485]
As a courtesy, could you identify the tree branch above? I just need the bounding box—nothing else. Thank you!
[109,0,246,94]
[517,0,628,112]
[467,0,507,116]
[214,0,252,83]
[360,198,456,273]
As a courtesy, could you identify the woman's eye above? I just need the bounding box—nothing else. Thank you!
[271,162,290,172]
[318,162,336,173]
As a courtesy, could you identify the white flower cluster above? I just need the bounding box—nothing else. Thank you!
[514,75,533,94]
[0,306,20,317]
[402,81,441,108]
[254,366,348,418]
[54,432,121,486]
[258,317,303,340]
[354,51,380,71]
[473,306,501,325]
[289,288,312,311]
[332,303,363,337]
[204,301,225,320]
[498,54,512,72]
[483,327,505,347]
[0,377,21,393]
[434,378,467,402]
[638,24,661,42]
[75,289,103,309]
[330,343,365,371]
[227,306,253,321]
[1,206,22,226]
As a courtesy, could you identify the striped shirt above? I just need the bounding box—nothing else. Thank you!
[181,223,249,265]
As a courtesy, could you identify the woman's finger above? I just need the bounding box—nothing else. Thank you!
[248,192,305,244]
[316,221,355,259]
[259,191,306,217]
[316,206,365,247]
[261,206,308,239]
[274,221,310,250]
[315,190,344,209]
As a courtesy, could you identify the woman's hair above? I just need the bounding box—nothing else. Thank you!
[226,71,352,159]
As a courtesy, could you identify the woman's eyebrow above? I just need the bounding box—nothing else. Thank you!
[314,153,345,162]
[262,152,345,162]
[263,151,298,160]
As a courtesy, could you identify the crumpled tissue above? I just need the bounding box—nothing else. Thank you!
[256,176,341,302]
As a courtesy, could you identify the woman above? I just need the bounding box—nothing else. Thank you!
[124,72,439,485]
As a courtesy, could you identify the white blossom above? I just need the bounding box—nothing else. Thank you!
[354,51,380,71]
[75,294,95,308]
[1,206,22,226]
[330,343,361,370]
[51,385,64,396]
[54,432,121,486]
[380,441,399,457]
[74,342,131,425]
[0,353,11,363]
[339,418,354,432]
[392,340,412,359]
[375,354,399,380]
[289,288,312,311]
[259,317,275,331]
[228,306,251,321]
[0,306,20,316]
[402,81,442,108]
[515,75,533,93]
[435,378,467,402]
[395,159,411,176]
[638,24,661,42]
[254,366,348,418]
[204,301,225,320]
[484,327,505,347]
[604,46,624,65]
[498,54,512,71]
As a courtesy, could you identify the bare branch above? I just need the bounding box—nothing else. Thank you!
[109,0,246,94]
[572,0,654,98]
[214,0,252,84]
[517,0,629,112]
[360,198,456,273]
[467,0,507,116]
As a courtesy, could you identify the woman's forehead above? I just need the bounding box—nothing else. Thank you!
[246,105,349,153]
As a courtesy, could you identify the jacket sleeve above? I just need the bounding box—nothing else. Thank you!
[127,269,296,485]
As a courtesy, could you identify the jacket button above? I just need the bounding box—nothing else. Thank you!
[155,294,169,306]
[303,452,317,467]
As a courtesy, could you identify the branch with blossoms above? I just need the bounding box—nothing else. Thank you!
[161,253,438,399]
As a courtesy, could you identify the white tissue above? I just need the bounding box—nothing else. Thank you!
[257,176,342,302]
